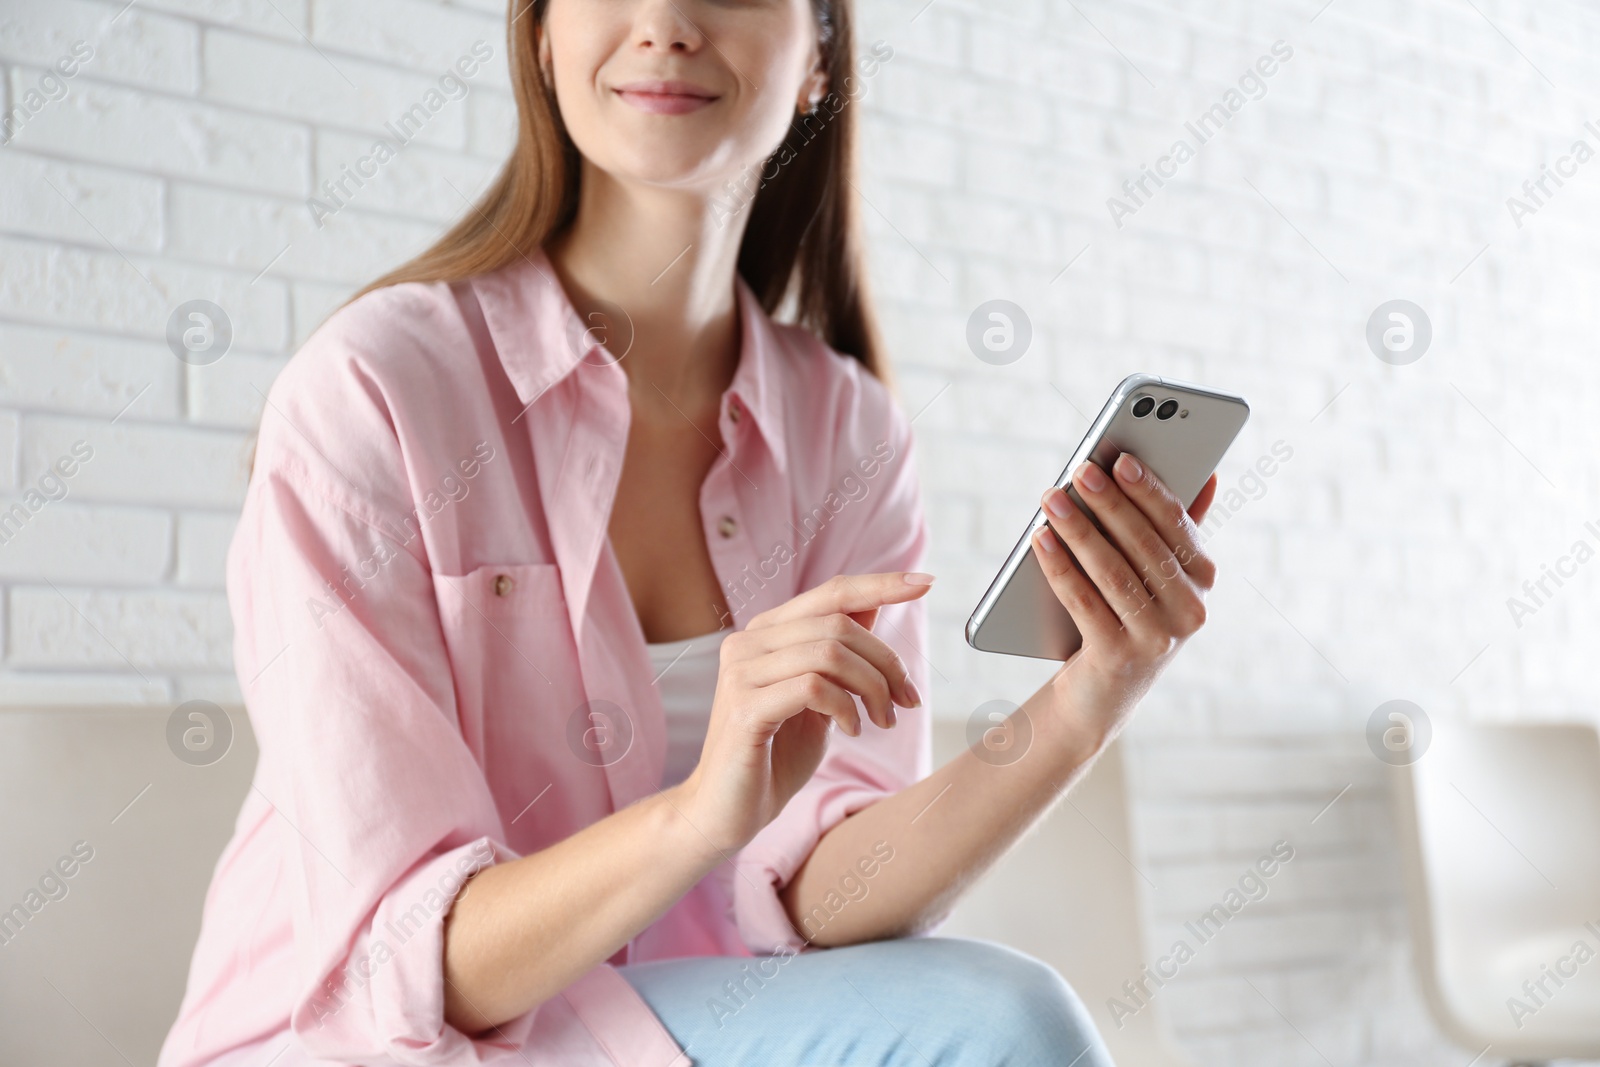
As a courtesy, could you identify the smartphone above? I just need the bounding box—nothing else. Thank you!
[965,373,1250,662]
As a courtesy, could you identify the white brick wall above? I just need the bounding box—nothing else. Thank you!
[4,0,1599,1062]
[855,1,1600,1061]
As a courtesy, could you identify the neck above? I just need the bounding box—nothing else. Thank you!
[545,161,751,404]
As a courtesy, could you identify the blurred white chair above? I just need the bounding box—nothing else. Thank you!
[1391,721,1600,1064]
[933,720,1194,1066]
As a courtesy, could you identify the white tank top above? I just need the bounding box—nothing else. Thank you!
[645,628,730,790]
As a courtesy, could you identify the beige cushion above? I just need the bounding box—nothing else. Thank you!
[0,708,1187,1066]
[0,705,255,1066]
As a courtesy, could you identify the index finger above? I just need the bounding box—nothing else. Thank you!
[748,571,936,631]
[1110,453,1215,585]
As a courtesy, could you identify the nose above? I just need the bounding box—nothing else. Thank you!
[630,0,704,54]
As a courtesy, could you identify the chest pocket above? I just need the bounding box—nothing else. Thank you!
[432,562,598,842]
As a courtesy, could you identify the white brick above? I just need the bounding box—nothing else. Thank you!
[175,510,237,588]
[0,501,171,584]
[0,323,180,420]
[309,0,507,85]
[313,129,499,222]
[291,280,356,349]
[8,584,231,669]
[862,114,959,187]
[0,410,17,490]
[0,0,199,94]
[0,670,170,705]
[109,0,309,40]
[880,61,1052,146]
[968,29,1124,107]
[1147,908,1365,974]
[1129,737,1376,802]
[863,237,961,305]
[0,235,290,353]
[19,414,251,509]
[964,143,1103,210]
[465,86,517,159]
[203,29,467,151]
[168,183,439,285]
[0,151,163,252]
[186,350,285,429]
[1073,3,1190,77]
[5,68,310,195]
[872,7,964,71]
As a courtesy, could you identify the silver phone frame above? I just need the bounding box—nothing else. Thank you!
[965,373,1250,662]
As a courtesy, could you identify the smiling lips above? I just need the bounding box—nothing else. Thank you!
[613,79,719,115]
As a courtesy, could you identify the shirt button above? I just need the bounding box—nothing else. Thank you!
[717,515,738,539]
[494,574,514,597]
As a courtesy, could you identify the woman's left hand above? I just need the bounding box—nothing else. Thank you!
[1029,452,1219,744]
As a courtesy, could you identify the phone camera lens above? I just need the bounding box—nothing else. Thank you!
[1131,396,1155,418]
[1156,398,1179,420]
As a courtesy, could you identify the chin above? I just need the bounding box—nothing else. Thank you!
[597,141,748,194]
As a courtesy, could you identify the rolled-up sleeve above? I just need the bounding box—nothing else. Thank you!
[731,378,933,955]
[236,445,526,1062]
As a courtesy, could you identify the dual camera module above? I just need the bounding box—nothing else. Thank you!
[1131,394,1185,421]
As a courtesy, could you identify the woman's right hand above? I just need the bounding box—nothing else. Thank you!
[675,572,934,854]
[444,574,931,1032]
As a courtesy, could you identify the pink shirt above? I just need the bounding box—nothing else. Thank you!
[160,249,932,1067]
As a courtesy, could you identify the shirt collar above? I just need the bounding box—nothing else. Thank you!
[470,246,789,473]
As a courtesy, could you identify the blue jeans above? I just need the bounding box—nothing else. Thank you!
[617,937,1114,1066]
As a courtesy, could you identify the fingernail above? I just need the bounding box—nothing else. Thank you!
[904,678,923,709]
[1116,453,1142,482]
[1078,461,1108,493]
[1044,488,1072,518]
[1035,526,1058,553]
[903,572,936,586]
[886,706,899,727]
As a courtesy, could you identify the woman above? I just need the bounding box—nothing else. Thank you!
[161,0,1220,1064]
